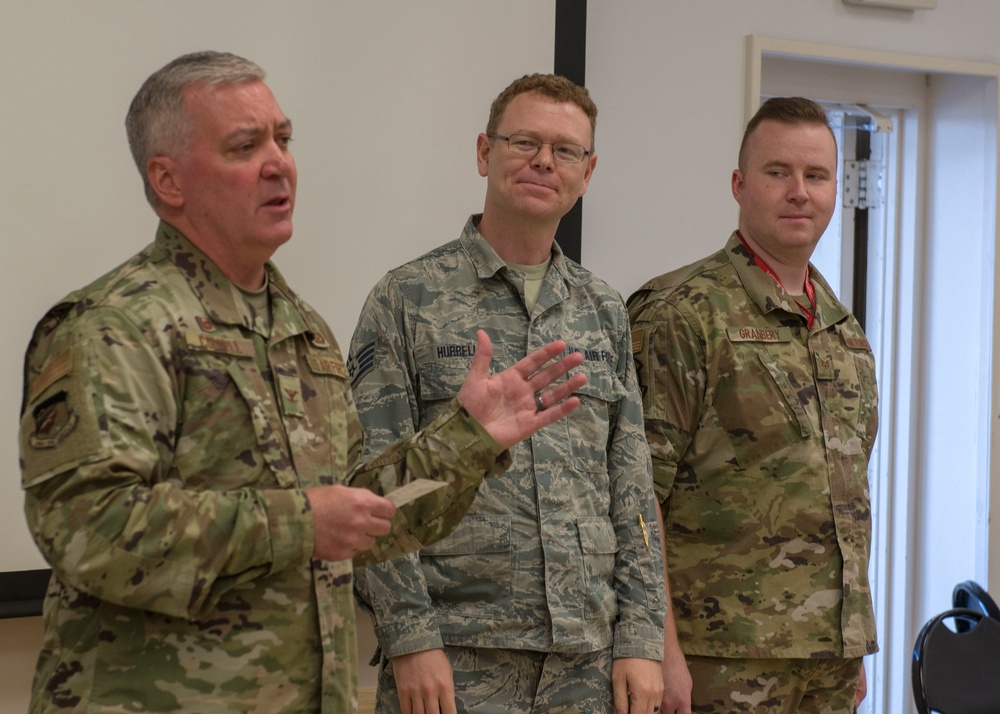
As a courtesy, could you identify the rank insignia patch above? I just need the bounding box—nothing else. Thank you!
[348,340,376,389]
[815,352,835,381]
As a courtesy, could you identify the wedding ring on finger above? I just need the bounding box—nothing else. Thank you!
[534,391,546,412]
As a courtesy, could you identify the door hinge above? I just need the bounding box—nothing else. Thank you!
[843,160,885,209]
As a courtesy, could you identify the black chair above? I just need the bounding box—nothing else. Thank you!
[911,607,1000,714]
[952,580,1000,630]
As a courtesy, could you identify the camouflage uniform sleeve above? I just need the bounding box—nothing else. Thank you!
[607,317,667,661]
[627,295,704,501]
[349,399,509,568]
[348,275,453,657]
[20,306,314,621]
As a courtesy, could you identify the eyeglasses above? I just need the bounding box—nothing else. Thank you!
[489,133,592,164]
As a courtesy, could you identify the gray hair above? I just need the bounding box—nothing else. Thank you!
[125,51,266,207]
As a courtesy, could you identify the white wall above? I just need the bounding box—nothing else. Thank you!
[0,0,553,572]
[583,0,1000,296]
[0,2,553,708]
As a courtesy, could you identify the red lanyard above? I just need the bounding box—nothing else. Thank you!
[736,232,816,330]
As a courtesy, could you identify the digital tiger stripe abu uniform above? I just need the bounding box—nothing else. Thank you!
[19,52,585,714]
[627,98,879,713]
[351,216,665,653]
[350,75,667,714]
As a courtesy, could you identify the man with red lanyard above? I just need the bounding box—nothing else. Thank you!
[627,96,879,714]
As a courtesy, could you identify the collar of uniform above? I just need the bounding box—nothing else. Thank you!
[459,214,589,289]
[153,221,315,338]
[263,262,319,343]
[806,265,851,330]
[724,231,849,329]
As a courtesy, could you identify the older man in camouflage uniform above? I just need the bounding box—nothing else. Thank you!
[349,75,666,714]
[19,52,587,714]
[627,97,879,714]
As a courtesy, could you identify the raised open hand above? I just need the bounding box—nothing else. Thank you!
[457,330,587,449]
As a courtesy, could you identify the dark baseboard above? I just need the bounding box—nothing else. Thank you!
[0,569,49,619]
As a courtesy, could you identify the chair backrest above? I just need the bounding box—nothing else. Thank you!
[952,580,1000,623]
[912,607,1000,714]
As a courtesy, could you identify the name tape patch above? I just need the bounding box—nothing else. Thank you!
[307,354,348,378]
[727,326,792,343]
[184,332,255,357]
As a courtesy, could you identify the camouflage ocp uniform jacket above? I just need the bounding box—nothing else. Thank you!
[349,216,665,662]
[19,222,509,713]
[627,232,879,660]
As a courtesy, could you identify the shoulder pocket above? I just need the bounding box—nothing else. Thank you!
[21,344,108,488]
[844,333,879,456]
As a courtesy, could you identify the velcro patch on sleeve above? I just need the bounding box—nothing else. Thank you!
[28,390,79,449]
[28,348,71,404]
[21,344,108,488]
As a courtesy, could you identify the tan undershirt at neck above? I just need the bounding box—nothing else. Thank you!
[238,273,271,336]
[507,257,551,313]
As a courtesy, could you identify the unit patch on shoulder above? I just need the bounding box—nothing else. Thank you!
[21,344,109,486]
[29,390,79,449]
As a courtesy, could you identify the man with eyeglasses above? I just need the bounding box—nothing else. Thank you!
[349,74,667,713]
